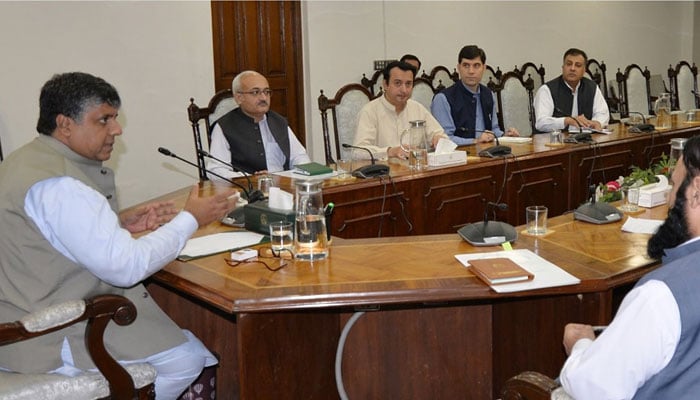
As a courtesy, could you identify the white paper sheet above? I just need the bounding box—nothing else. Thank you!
[621,217,664,234]
[455,249,581,293]
[179,231,265,260]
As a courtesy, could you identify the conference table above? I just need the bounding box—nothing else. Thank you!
[142,119,695,399]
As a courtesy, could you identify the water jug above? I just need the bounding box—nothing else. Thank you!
[294,180,328,260]
[654,93,672,130]
[400,120,430,170]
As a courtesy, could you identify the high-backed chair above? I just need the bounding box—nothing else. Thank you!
[187,89,236,180]
[493,71,536,136]
[515,62,545,93]
[318,84,374,164]
[0,294,156,400]
[668,61,699,111]
[425,65,458,92]
[616,64,652,118]
[411,76,437,111]
[361,70,384,97]
[481,65,502,89]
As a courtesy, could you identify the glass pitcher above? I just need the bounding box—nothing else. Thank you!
[654,92,672,130]
[294,180,328,260]
[400,120,430,170]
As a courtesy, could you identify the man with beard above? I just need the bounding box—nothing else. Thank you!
[557,135,700,399]
[207,70,310,181]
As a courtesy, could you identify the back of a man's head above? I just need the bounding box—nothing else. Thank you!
[382,61,416,83]
[399,54,421,73]
[647,135,700,258]
[36,72,120,136]
[458,45,486,64]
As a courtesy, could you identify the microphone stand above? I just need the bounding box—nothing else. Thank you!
[157,147,254,201]
[341,143,389,178]
[197,150,264,203]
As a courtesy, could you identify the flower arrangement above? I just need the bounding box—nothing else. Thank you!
[595,153,674,203]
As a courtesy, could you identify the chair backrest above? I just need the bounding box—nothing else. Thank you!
[411,77,437,111]
[482,65,503,88]
[515,62,545,93]
[586,59,608,98]
[616,64,652,117]
[668,61,699,110]
[493,71,536,136]
[187,89,236,180]
[361,70,384,97]
[427,66,458,92]
[318,84,374,164]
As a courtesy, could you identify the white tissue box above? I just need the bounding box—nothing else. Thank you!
[428,151,467,167]
[638,183,670,208]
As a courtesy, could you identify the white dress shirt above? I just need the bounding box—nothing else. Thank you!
[560,279,680,399]
[534,81,610,132]
[207,115,310,182]
[24,176,198,287]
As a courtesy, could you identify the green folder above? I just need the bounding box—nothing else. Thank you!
[293,162,333,176]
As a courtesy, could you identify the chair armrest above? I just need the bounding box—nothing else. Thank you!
[0,294,153,400]
[500,371,561,400]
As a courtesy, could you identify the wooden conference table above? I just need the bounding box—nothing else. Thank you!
[144,186,667,399]
[320,118,697,238]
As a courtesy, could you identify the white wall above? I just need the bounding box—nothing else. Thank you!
[0,1,696,207]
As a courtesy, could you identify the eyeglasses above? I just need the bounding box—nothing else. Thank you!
[237,89,273,97]
[224,247,293,272]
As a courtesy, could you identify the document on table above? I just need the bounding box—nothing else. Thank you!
[497,136,532,144]
[455,249,580,293]
[621,217,664,234]
[178,231,266,260]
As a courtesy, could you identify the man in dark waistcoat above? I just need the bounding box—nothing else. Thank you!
[534,48,610,133]
[431,45,520,145]
[557,135,700,399]
[207,70,310,181]
[0,72,238,398]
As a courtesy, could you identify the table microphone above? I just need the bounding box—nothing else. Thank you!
[626,112,655,133]
[341,143,389,178]
[157,147,258,202]
[457,201,516,246]
[197,150,264,203]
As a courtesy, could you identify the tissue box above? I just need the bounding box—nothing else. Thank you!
[638,183,670,208]
[428,150,468,167]
[244,200,295,235]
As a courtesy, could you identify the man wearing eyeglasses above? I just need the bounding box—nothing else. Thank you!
[207,70,310,181]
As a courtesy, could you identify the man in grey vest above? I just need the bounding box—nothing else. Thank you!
[558,135,700,399]
[534,48,610,133]
[207,70,310,181]
[0,72,238,398]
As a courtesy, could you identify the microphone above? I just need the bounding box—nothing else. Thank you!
[476,132,512,158]
[157,147,260,202]
[341,143,389,178]
[457,201,516,246]
[626,112,655,133]
[197,150,264,203]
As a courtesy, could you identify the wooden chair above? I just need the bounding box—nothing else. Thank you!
[411,76,437,111]
[515,62,545,93]
[501,371,572,400]
[187,89,236,180]
[318,84,374,164]
[424,65,459,92]
[0,294,156,400]
[482,65,503,89]
[493,71,536,136]
[360,70,384,97]
[616,64,652,118]
[668,61,699,111]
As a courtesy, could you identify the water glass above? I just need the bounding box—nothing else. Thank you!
[269,221,294,252]
[257,175,273,197]
[549,130,562,145]
[526,205,548,235]
[620,187,640,212]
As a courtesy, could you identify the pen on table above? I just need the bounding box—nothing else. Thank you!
[324,202,335,216]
